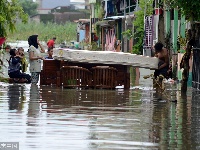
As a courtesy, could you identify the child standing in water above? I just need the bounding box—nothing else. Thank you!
[17,47,28,73]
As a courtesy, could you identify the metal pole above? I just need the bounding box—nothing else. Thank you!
[124,0,127,52]
[143,0,147,55]
[90,3,95,43]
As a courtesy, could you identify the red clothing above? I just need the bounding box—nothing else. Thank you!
[47,39,55,48]
[0,37,6,46]
[94,35,98,41]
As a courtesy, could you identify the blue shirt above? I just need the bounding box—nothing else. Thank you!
[45,56,54,59]
[8,56,21,74]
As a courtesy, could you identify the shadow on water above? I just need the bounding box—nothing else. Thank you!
[0,67,199,149]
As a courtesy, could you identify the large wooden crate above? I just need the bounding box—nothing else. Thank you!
[61,66,92,88]
[91,66,117,89]
[40,60,130,89]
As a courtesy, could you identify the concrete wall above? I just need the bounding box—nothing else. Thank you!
[30,12,89,24]
[54,12,89,23]
[37,9,51,14]
[30,15,41,23]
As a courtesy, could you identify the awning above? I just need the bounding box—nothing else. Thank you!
[104,14,135,20]
[95,20,115,27]
[104,15,125,20]
[74,19,90,23]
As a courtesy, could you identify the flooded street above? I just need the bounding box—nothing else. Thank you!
[0,68,199,150]
[0,49,199,150]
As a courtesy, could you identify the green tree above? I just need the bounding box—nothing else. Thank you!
[133,0,153,54]
[122,0,153,54]
[19,0,38,16]
[0,0,28,79]
[165,0,200,21]
[166,0,200,92]
[0,0,28,37]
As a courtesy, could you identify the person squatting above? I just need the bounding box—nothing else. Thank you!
[8,48,31,83]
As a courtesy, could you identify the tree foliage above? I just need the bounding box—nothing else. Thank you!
[122,0,153,54]
[19,0,38,16]
[165,0,200,21]
[165,0,200,92]
[132,0,153,54]
[0,0,28,37]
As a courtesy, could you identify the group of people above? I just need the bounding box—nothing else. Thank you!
[7,35,56,84]
[6,36,171,85]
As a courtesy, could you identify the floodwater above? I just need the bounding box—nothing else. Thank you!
[0,46,200,149]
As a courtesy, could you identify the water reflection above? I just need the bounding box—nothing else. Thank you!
[28,84,41,117]
[191,90,200,150]
[7,85,21,110]
[7,84,28,111]
[150,89,193,150]
[41,87,130,110]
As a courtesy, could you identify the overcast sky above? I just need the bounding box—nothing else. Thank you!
[70,0,85,2]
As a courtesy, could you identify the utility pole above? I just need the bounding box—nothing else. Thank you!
[123,0,128,52]
[89,0,96,43]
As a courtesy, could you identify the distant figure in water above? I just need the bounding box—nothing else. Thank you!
[5,45,11,53]
[47,37,56,49]
[154,42,170,79]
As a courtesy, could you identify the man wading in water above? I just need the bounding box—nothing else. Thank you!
[154,42,171,79]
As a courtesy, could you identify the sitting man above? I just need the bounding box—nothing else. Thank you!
[8,49,31,83]
[154,42,170,79]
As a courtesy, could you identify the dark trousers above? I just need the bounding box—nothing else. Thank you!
[9,71,31,83]
[154,61,169,79]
